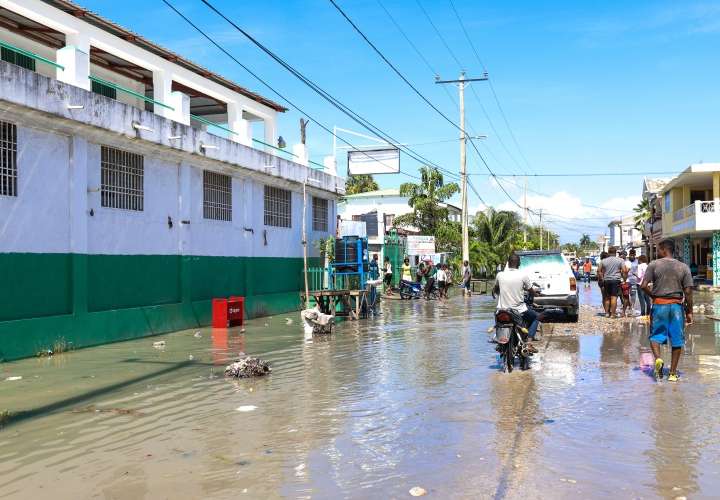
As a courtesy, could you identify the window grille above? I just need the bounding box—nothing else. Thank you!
[92,80,117,100]
[101,146,144,211]
[203,170,232,221]
[0,120,17,197]
[264,185,291,227]
[1,47,35,71]
[312,197,329,232]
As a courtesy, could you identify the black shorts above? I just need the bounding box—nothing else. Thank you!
[384,273,392,286]
[438,280,446,290]
[603,280,620,297]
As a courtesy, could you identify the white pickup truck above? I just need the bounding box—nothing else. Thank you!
[518,250,579,322]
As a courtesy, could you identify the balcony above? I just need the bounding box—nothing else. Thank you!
[664,200,720,237]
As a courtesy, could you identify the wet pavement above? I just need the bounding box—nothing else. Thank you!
[2,285,720,499]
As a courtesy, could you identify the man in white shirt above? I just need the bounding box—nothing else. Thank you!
[494,254,541,340]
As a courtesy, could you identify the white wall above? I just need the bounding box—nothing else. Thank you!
[0,121,335,259]
[0,126,70,252]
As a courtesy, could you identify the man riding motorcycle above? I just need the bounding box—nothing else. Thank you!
[493,253,542,347]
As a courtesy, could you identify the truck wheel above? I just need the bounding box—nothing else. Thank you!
[567,313,579,323]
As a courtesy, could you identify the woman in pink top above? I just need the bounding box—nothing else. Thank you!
[636,255,651,316]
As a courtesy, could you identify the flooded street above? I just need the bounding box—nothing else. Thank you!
[3,286,720,499]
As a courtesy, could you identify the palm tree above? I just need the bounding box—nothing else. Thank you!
[633,198,651,230]
[471,208,522,274]
[394,166,459,234]
[579,233,593,248]
[345,174,378,195]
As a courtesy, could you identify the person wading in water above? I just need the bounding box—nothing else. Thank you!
[640,239,693,382]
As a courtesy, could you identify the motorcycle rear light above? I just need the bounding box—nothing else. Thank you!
[496,311,512,323]
[570,277,577,291]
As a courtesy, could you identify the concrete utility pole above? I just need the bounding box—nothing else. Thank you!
[539,209,544,251]
[436,72,488,264]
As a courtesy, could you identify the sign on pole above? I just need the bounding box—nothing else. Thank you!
[347,148,400,175]
[407,235,436,255]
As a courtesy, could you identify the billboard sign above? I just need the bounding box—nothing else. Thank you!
[347,148,400,175]
[407,235,436,255]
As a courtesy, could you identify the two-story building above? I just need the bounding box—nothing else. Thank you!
[607,215,643,254]
[338,188,460,258]
[659,163,720,284]
[0,0,343,360]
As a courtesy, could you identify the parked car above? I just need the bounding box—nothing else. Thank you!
[517,250,579,322]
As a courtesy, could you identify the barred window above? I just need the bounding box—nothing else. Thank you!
[312,197,328,232]
[92,80,117,100]
[1,121,17,197]
[101,146,144,211]
[264,185,291,227]
[1,47,36,72]
[203,170,232,221]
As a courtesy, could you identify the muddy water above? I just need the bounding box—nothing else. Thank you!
[2,286,720,499]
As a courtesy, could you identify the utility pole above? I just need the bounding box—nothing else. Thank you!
[539,209,544,251]
[436,72,488,264]
[523,176,528,248]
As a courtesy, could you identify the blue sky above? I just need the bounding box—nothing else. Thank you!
[80,0,720,242]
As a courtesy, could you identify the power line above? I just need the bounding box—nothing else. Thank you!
[469,171,679,178]
[328,0,525,212]
[162,0,423,180]
[448,0,536,174]
[414,0,464,68]
[196,0,464,183]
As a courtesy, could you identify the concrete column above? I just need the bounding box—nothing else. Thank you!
[323,155,337,176]
[68,135,88,314]
[263,117,277,152]
[292,143,309,166]
[152,70,190,125]
[713,173,720,209]
[56,33,90,91]
[227,103,252,146]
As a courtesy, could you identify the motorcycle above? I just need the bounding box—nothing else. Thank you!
[398,279,423,299]
[493,308,533,372]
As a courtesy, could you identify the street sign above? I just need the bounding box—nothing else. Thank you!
[347,148,400,175]
[407,235,436,255]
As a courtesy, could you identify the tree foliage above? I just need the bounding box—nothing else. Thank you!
[393,166,460,238]
[345,174,379,195]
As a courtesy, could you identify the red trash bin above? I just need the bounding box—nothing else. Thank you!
[212,296,245,328]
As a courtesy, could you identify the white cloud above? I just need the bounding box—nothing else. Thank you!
[493,190,641,243]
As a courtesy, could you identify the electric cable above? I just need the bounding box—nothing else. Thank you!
[162,0,424,180]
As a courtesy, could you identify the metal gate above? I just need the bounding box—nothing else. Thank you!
[383,230,406,286]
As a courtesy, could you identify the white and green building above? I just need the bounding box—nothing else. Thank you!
[0,0,343,360]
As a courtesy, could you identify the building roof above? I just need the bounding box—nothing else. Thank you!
[343,188,402,199]
[642,177,669,196]
[660,163,720,194]
[34,0,287,112]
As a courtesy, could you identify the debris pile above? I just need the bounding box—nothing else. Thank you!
[224,356,271,378]
[546,304,643,336]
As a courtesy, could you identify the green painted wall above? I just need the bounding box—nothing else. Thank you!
[0,253,318,361]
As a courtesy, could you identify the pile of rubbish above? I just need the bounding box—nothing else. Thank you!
[224,356,271,378]
[301,306,334,336]
[692,304,716,315]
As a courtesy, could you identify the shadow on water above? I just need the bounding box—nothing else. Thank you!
[2,360,194,428]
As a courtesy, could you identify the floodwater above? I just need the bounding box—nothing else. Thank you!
[2,286,720,499]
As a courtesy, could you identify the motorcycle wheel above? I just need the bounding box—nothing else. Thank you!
[399,290,409,300]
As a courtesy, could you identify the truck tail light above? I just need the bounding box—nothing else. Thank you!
[570,277,577,291]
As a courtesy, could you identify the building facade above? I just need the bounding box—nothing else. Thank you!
[659,163,720,284]
[607,215,643,254]
[0,1,342,360]
[338,188,460,255]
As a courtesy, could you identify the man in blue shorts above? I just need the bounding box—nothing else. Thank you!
[640,239,693,382]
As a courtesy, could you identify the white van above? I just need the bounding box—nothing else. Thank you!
[517,250,579,322]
